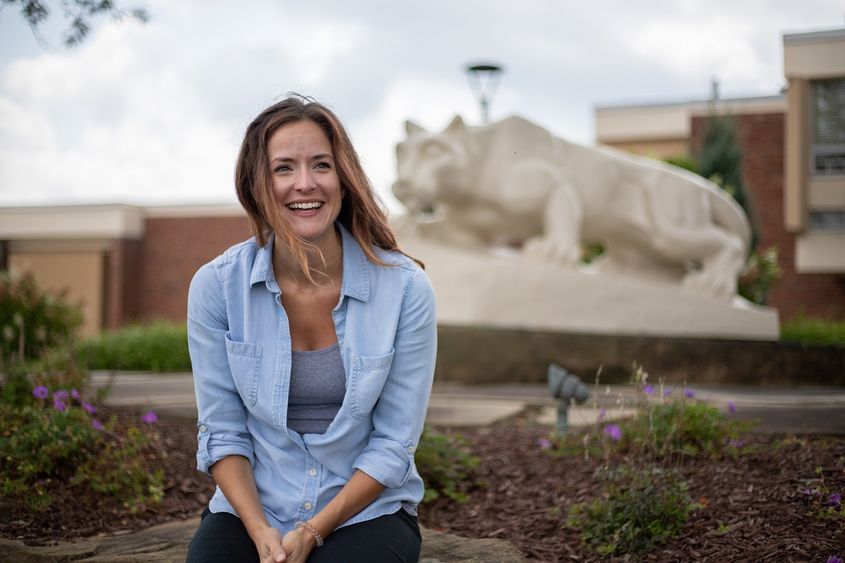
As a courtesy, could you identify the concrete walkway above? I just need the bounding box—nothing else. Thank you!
[90,371,845,434]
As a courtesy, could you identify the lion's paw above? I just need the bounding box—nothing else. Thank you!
[682,270,736,301]
[522,237,581,267]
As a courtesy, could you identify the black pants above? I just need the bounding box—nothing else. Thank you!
[186,507,421,562]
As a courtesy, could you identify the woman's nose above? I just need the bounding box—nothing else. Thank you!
[293,169,316,191]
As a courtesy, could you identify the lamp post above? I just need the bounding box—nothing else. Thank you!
[465,63,504,124]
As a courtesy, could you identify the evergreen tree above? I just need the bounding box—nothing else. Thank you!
[697,115,759,252]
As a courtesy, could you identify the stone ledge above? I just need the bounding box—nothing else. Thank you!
[0,518,526,563]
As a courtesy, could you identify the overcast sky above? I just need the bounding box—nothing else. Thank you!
[0,0,842,211]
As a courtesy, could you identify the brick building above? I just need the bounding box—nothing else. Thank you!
[595,27,845,322]
[0,204,250,336]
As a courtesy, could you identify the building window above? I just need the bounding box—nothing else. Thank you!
[812,78,845,176]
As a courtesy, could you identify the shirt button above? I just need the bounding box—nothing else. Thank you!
[303,502,313,510]
[308,468,317,477]
[198,424,208,433]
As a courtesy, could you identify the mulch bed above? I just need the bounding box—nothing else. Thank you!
[2,409,844,562]
[420,421,845,562]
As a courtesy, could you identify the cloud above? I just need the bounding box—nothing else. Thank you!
[0,0,843,207]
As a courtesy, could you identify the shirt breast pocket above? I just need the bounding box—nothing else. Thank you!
[224,332,263,407]
[349,349,395,420]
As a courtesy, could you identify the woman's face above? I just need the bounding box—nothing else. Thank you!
[267,119,342,248]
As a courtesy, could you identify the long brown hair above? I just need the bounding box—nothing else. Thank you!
[235,94,420,282]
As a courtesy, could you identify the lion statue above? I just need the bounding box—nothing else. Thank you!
[392,115,751,301]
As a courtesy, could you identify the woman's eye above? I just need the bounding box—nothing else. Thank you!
[315,161,331,170]
[274,165,291,173]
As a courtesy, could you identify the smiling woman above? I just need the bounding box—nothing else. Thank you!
[185,94,437,563]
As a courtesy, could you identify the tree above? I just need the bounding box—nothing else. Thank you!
[697,114,760,252]
[0,0,148,48]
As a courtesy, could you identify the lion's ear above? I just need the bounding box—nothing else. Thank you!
[405,120,427,138]
[445,115,465,136]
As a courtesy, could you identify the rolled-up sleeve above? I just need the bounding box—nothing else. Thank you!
[187,262,253,474]
[352,267,437,488]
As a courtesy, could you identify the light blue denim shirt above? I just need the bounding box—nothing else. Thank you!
[187,223,437,533]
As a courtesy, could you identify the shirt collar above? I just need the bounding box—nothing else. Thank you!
[249,222,370,302]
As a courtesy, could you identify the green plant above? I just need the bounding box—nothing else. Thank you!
[620,399,754,460]
[781,316,845,348]
[0,388,163,512]
[416,428,481,503]
[72,426,165,512]
[738,247,782,305]
[568,466,696,556]
[698,114,759,252]
[0,271,82,368]
[74,321,191,372]
[663,154,699,174]
[799,465,844,525]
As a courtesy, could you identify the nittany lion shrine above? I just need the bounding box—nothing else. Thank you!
[1,27,843,383]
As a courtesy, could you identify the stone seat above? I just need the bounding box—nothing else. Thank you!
[0,517,526,562]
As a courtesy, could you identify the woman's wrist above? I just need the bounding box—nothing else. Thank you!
[295,520,324,547]
[244,518,274,543]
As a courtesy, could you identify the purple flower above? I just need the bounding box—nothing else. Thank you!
[33,385,49,400]
[53,389,69,402]
[82,402,97,414]
[642,384,654,395]
[826,556,843,563]
[91,419,104,431]
[663,388,672,397]
[603,424,622,441]
[728,439,744,449]
[727,401,737,414]
[537,438,553,450]
[71,388,81,400]
[683,388,696,399]
[141,410,158,425]
[597,408,607,422]
[830,493,842,507]
[53,399,67,412]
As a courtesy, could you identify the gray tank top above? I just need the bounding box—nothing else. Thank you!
[286,342,346,435]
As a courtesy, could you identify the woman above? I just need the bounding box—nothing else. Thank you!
[186,95,437,563]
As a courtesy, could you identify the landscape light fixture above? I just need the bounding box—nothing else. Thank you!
[548,363,590,434]
[465,62,504,124]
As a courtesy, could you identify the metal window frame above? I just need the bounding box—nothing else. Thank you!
[811,79,845,177]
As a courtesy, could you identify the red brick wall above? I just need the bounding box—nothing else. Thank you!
[104,238,143,330]
[138,216,251,324]
[692,113,845,321]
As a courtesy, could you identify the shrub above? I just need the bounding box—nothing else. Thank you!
[0,271,82,367]
[416,427,481,503]
[781,316,845,348]
[738,247,781,305]
[568,466,695,556]
[0,387,163,512]
[620,400,754,459]
[75,321,190,372]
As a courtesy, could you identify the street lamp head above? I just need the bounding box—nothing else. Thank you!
[466,63,503,74]
[464,62,504,124]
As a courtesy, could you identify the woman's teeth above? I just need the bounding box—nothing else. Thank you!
[287,202,322,210]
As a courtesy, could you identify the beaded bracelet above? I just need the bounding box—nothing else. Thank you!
[295,520,324,547]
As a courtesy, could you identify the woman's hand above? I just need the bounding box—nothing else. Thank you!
[279,527,317,563]
[252,525,287,563]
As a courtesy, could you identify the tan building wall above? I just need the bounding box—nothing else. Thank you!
[783,29,845,239]
[9,249,104,337]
